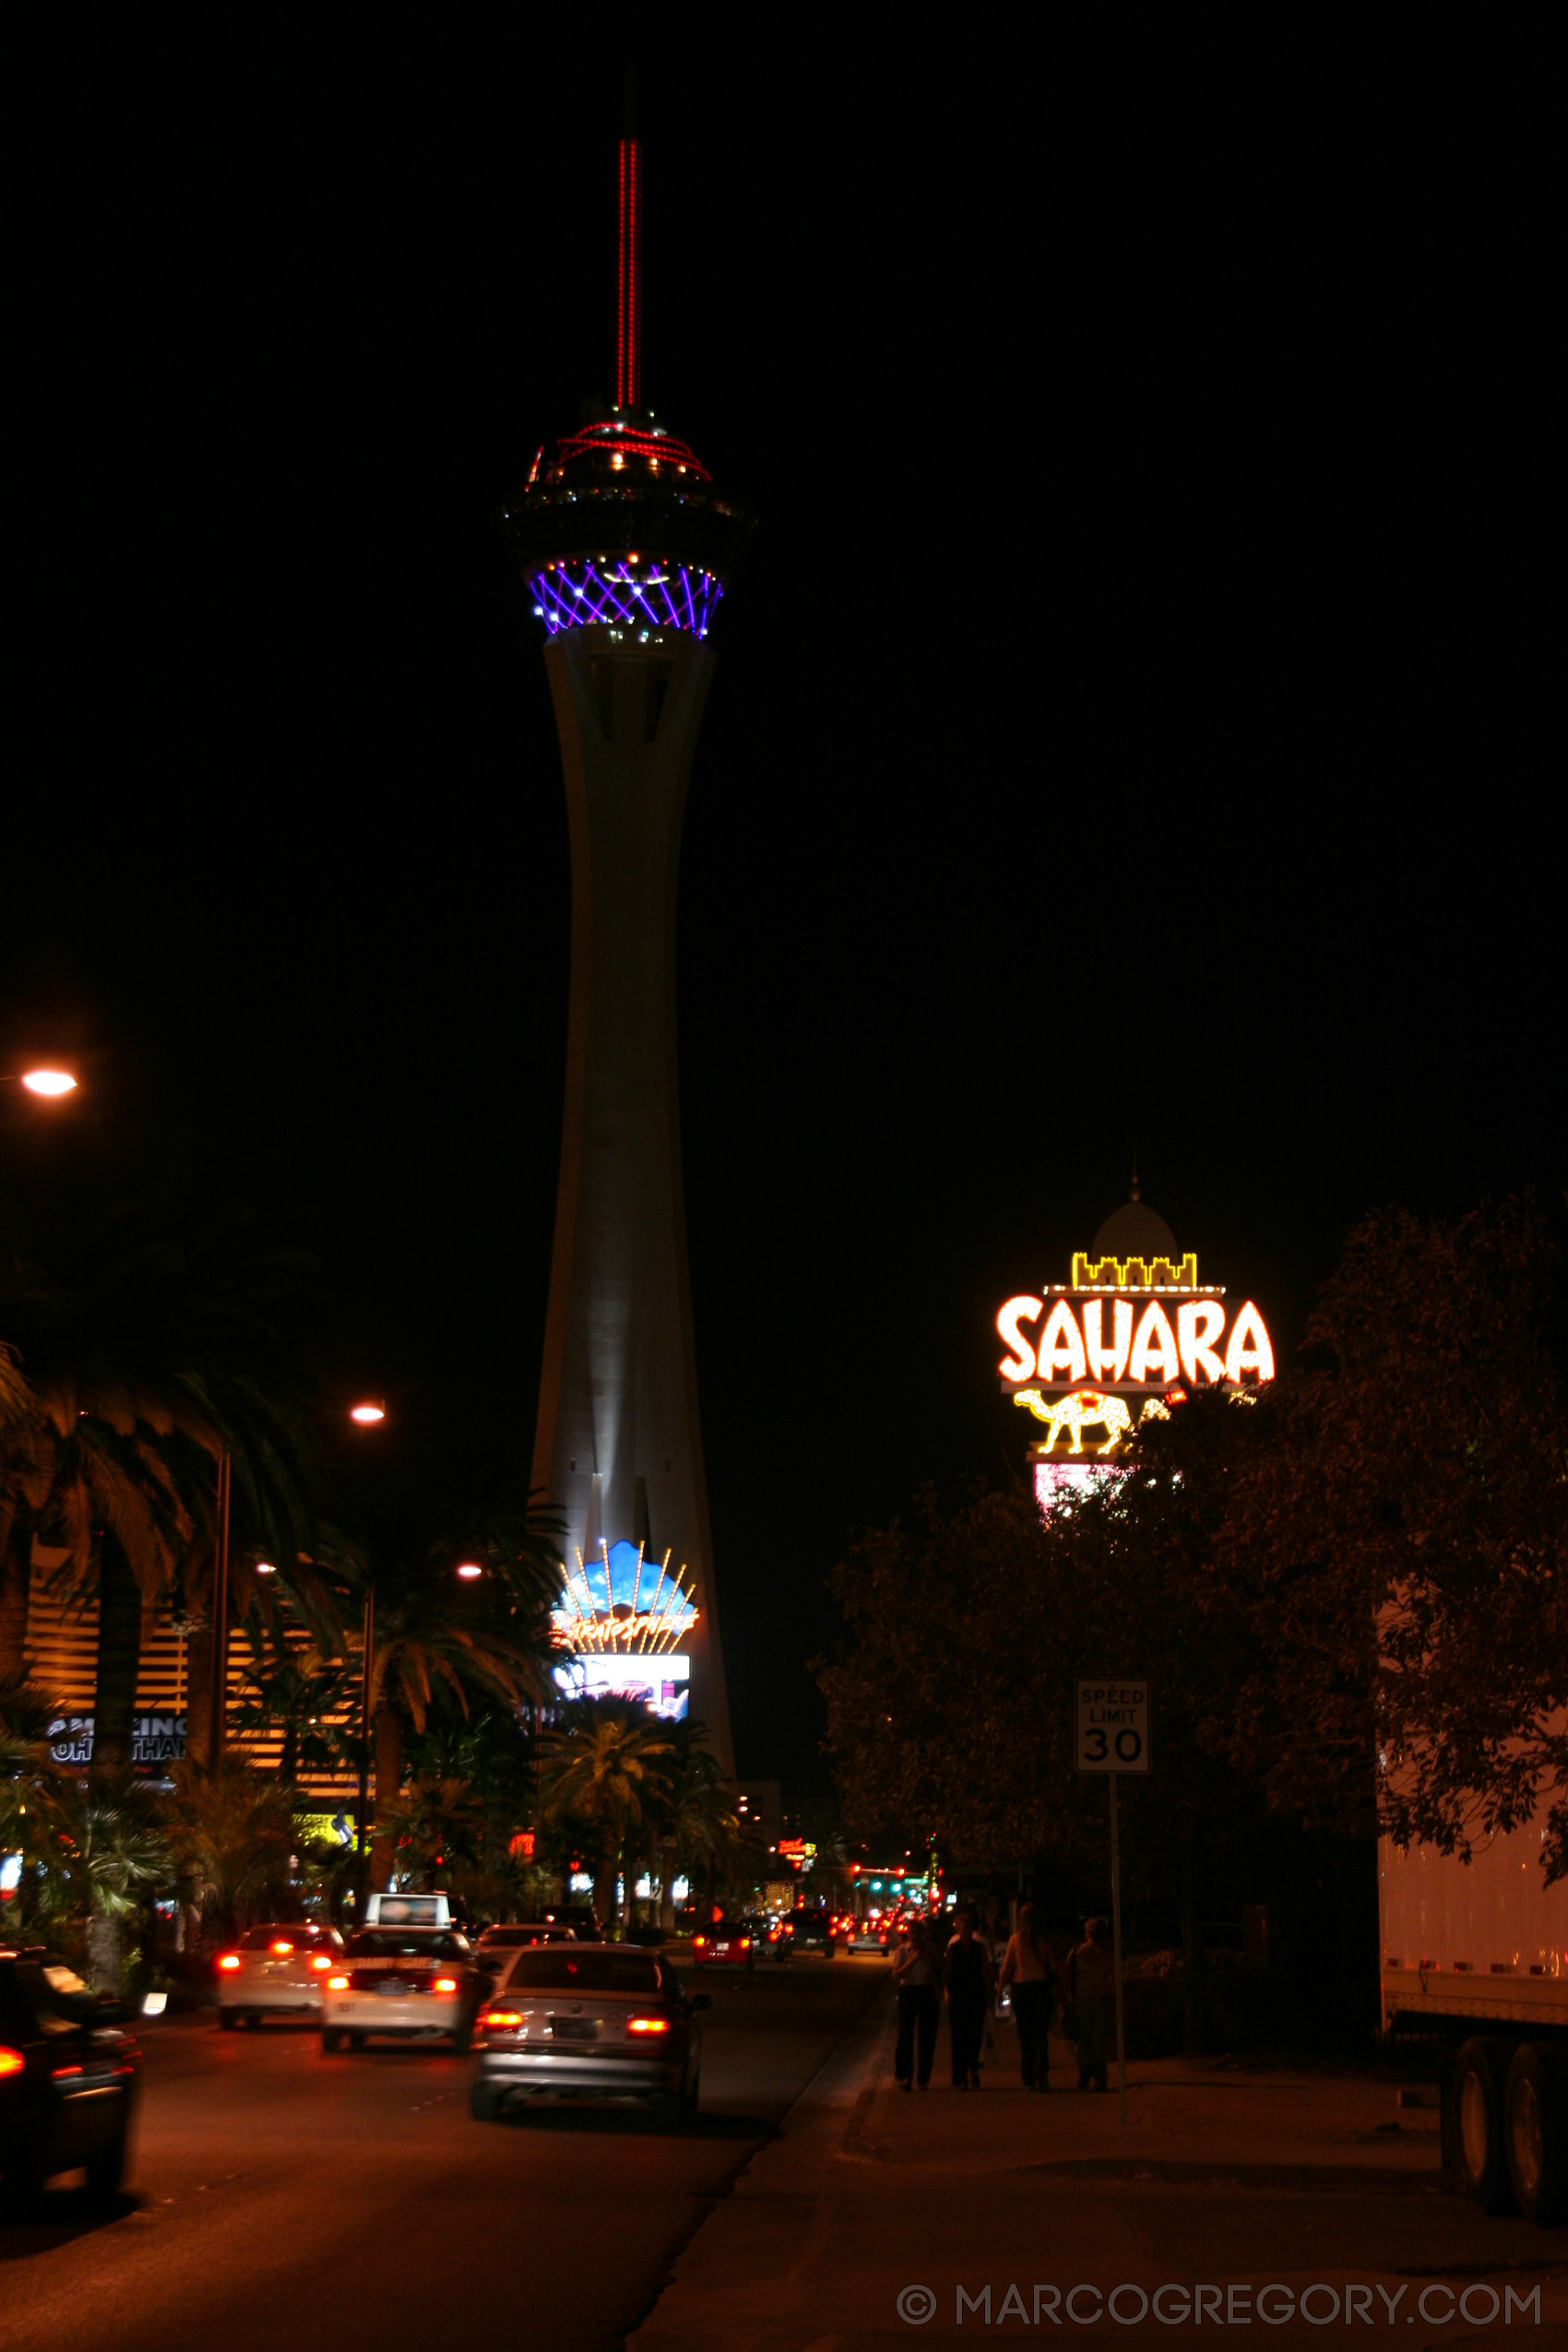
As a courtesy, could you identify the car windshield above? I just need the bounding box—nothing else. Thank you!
[503,1950,662,1994]
[241,1926,331,1951]
[347,1931,471,1960]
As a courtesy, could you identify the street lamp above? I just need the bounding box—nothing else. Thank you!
[456,1562,483,1581]
[350,1403,386,1906]
[18,1069,77,1099]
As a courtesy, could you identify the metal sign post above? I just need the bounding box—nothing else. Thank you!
[1077,1680,1150,2125]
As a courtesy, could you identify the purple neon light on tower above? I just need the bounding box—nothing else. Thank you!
[501,119,754,1778]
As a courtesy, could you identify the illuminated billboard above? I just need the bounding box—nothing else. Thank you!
[996,1195,1274,1505]
[553,1652,690,1721]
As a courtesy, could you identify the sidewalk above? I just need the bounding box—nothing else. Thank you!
[629,1986,1567,2346]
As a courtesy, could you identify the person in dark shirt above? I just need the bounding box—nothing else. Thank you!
[1067,1917,1116,2091]
[943,1907,994,2089]
[891,1917,941,2089]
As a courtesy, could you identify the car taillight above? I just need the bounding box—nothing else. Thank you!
[479,2011,523,2029]
[1,2047,26,2077]
[739,1937,751,1949]
[433,1978,457,1992]
[219,1954,242,1971]
[327,1975,349,1990]
[51,2062,84,2080]
[627,2016,671,2035]
[694,1935,707,1947]
[311,1954,332,1971]
[271,1940,294,1954]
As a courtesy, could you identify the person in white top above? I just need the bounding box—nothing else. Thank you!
[997,1904,1066,2091]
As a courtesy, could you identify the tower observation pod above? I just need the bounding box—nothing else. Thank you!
[503,128,753,1776]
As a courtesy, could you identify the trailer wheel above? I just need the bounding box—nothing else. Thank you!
[1452,2037,1517,2214]
[1504,2043,1566,2227]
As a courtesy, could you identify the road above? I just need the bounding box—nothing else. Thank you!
[1,1953,885,2352]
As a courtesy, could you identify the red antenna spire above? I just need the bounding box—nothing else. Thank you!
[616,134,642,412]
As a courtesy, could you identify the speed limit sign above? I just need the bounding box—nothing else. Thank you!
[1077,1681,1150,1774]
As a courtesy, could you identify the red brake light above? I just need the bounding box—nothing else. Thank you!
[739,1937,751,1949]
[327,1975,349,1990]
[627,2015,671,2035]
[694,1935,707,1946]
[219,1954,242,1971]
[1,2048,26,2077]
[271,1940,294,1954]
[311,1954,332,1971]
[480,2010,523,2029]
[432,1977,458,1992]
[51,2062,84,2080]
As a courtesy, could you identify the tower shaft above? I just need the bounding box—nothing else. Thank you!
[530,626,734,1773]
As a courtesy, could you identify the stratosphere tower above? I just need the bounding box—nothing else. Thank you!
[504,127,751,1775]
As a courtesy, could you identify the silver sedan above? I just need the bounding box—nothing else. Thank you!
[470,1944,709,2128]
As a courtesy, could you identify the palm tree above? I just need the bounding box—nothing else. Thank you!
[0,1201,336,1779]
[48,1779,171,1993]
[0,1669,70,1933]
[375,1775,483,1890]
[365,1571,546,1889]
[231,1645,358,1785]
[539,1700,675,1930]
[655,1721,749,1925]
[160,1759,296,1940]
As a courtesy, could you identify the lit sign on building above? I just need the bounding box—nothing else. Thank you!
[553,1653,690,1722]
[996,1205,1274,1510]
[553,1538,698,1655]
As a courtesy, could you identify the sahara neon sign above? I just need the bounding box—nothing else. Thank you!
[996,1294,1274,1391]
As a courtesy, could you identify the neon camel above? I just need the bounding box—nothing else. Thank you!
[1013,1389,1134,1455]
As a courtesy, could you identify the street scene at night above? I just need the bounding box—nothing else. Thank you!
[4,30,1564,2352]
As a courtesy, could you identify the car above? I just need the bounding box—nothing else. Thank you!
[215,1922,345,2026]
[320,1926,483,2051]
[0,1946,141,2203]
[691,1919,754,1971]
[474,1923,578,1980]
[788,1908,837,1957]
[470,1942,710,2127]
[742,1913,791,1962]
[848,1917,894,1954]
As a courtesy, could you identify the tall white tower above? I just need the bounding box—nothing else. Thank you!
[504,131,750,1772]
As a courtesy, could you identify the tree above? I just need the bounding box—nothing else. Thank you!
[375,1775,484,1889]
[819,1393,1323,2049]
[0,1201,337,1778]
[49,1781,171,1993]
[651,1720,745,1926]
[365,1562,546,1889]
[231,1645,358,1786]
[161,1760,296,1939]
[1212,1195,1568,1879]
[539,1700,674,1928]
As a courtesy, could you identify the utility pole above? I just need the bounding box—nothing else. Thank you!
[208,1450,232,1768]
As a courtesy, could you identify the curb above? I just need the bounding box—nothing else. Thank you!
[1010,2156,1453,2194]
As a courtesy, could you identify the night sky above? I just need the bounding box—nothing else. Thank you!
[7,34,1559,1781]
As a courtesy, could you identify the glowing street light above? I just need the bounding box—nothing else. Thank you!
[350,1402,386,1425]
[20,1069,77,1099]
[255,1561,276,1575]
[456,1562,483,1581]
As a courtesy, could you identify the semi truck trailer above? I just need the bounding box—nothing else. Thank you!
[1381,1812,1566,2223]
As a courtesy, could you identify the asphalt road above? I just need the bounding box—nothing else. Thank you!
[0,1953,885,2352]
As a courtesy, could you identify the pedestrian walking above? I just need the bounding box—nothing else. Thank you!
[891,1916,941,2089]
[943,1907,994,2089]
[1067,1917,1116,2092]
[997,1904,1064,2091]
